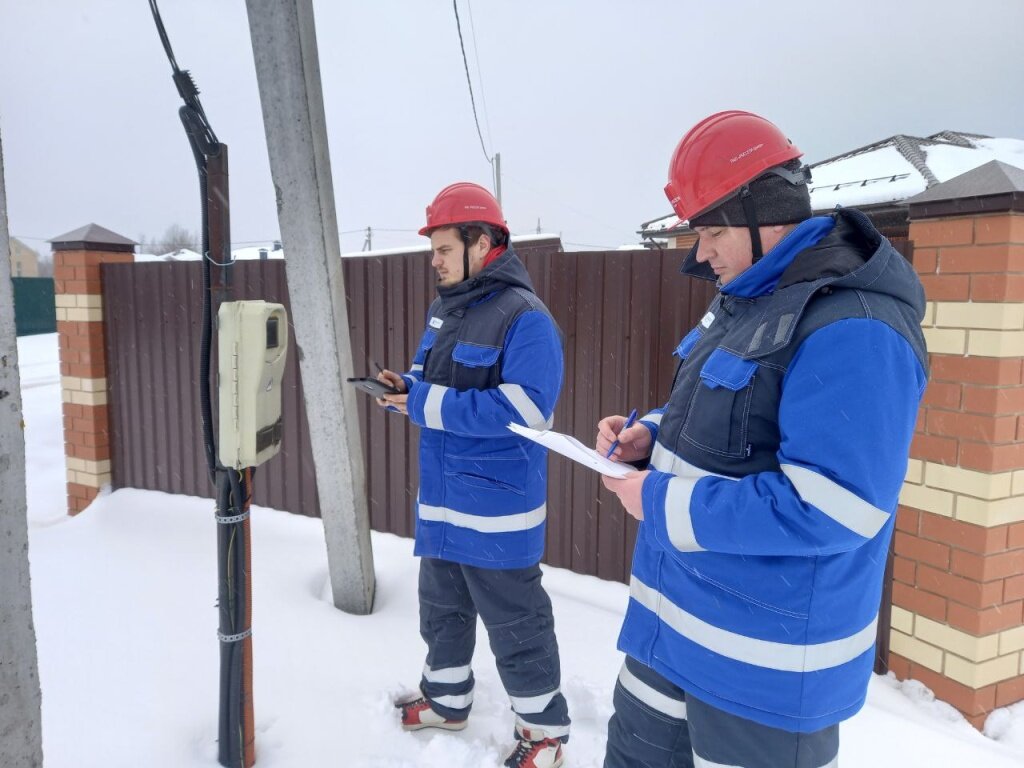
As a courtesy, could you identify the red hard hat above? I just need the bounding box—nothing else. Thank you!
[664,110,804,222]
[419,182,509,237]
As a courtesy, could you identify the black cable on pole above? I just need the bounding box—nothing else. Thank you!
[146,3,253,766]
[452,0,491,164]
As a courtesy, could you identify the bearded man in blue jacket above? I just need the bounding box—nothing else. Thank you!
[377,182,570,768]
[596,111,928,767]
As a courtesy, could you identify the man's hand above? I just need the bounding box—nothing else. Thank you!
[375,369,409,414]
[596,414,652,463]
[602,470,649,521]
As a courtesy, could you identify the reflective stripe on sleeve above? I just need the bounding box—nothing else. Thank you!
[499,383,548,429]
[664,477,704,552]
[423,385,449,430]
[781,463,891,539]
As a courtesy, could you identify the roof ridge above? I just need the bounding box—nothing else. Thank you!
[892,135,940,188]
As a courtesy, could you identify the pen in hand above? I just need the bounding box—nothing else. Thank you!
[606,408,639,458]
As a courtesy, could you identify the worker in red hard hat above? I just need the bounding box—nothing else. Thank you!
[378,182,571,768]
[596,111,928,767]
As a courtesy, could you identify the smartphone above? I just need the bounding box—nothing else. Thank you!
[347,377,401,398]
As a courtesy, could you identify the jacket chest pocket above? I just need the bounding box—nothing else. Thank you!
[451,341,501,389]
[414,328,437,372]
[679,348,757,459]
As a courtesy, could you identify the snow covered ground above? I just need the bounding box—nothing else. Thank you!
[16,332,1024,766]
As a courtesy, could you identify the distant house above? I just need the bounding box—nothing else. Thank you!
[639,130,1024,247]
[9,237,40,277]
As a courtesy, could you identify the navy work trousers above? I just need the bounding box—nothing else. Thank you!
[418,557,571,740]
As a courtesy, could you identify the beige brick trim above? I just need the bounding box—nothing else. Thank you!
[922,302,936,327]
[55,294,77,309]
[892,611,1024,689]
[68,470,112,489]
[1002,627,1024,655]
[899,482,954,517]
[922,327,966,355]
[65,457,111,475]
[62,376,107,393]
[890,629,944,671]
[945,653,1020,688]
[55,307,68,322]
[1015,471,1024,496]
[967,330,1024,357]
[934,302,1024,330]
[64,307,104,323]
[905,459,924,485]
[76,294,103,309]
[955,495,1024,526]
[70,390,108,406]
[924,462,1015,500]
[915,616,999,663]
[891,605,915,635]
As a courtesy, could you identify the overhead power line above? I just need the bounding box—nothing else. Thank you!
[465,0,493,149]
[452,0,491,164]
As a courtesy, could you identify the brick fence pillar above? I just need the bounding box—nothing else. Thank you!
[50,224,135,514]
[890,162,1024,729]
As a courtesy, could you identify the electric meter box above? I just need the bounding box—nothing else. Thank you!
[217,301,289,469]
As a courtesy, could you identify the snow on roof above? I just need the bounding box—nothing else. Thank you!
[639,131,1024,237]
[809,133,1024,210]
[134,248,203,263]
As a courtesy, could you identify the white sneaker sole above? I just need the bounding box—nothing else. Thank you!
[402,719,469,732]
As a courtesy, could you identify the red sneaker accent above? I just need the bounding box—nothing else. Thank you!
[503,735,564,768]
[395,695,468,732]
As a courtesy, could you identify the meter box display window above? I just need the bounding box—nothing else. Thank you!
[218,301,289,469]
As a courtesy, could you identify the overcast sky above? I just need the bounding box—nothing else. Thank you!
[2,0,1022,255]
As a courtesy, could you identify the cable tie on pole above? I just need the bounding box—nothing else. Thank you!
[215,510,250,524]
[204,250,236,268]
[217,628,252,643]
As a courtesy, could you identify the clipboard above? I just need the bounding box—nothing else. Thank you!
[506,422,633,478]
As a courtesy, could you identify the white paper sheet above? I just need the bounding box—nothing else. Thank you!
[506,423,634,478]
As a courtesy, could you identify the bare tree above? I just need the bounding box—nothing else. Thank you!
[139,223,200,255]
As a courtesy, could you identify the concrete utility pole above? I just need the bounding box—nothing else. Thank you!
[0,132,44,766]
[245,0,375,613]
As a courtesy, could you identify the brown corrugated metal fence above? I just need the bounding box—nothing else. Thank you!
[102,241,715,584]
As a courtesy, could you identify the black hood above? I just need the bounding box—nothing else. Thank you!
[681,208,925,325]
[780,208,925,325]
[436,246,536,311]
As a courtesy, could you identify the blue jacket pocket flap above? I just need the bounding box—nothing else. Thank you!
[699,348,757,390]
[413,329,437,364]
[452,342,501,368]
[673,328,702,359]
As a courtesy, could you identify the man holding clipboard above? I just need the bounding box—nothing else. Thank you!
[371,183,571,768]
[595,111,927,767]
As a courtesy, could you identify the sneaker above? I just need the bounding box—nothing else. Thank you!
[503,728,564,768]
[395,694,468,732]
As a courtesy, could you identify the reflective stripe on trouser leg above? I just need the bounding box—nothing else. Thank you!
[603,656,692,768]
[418,557,477,720]
[686,692,839,768]
[461,562,572,741]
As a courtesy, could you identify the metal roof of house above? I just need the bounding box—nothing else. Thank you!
[639,130,1024,239]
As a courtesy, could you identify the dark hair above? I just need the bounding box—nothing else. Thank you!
[461,223,506,249]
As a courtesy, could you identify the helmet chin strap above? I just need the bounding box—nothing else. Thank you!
[457,225,472,283]
[738,185,764,264]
